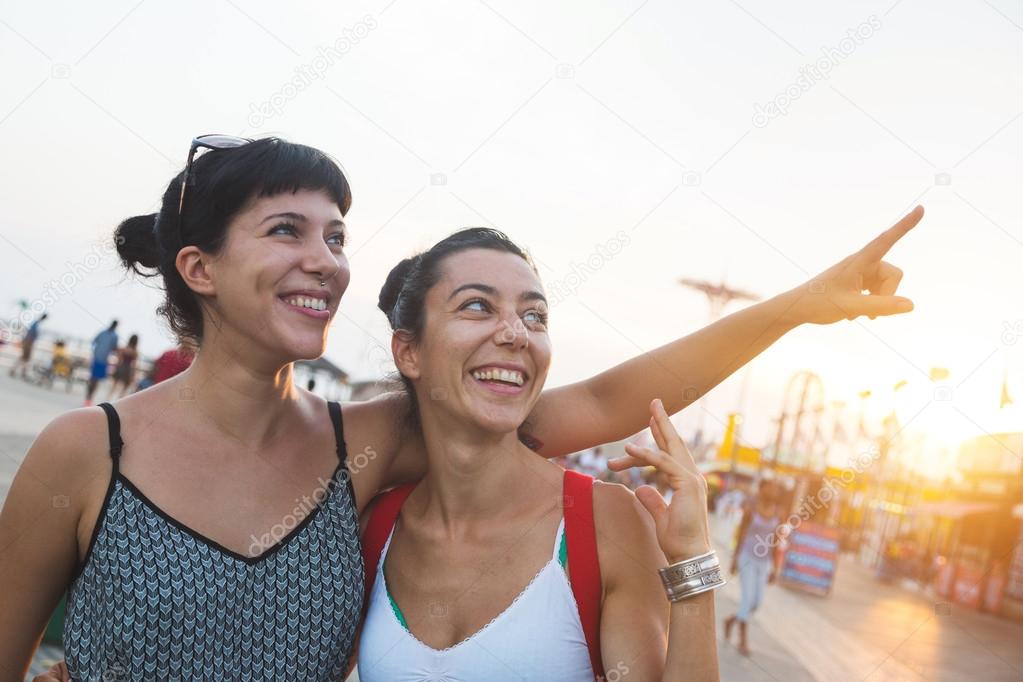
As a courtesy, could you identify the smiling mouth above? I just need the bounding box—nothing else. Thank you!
[278,293,330,320]
[281,295,328,312]
[470,367,526,387]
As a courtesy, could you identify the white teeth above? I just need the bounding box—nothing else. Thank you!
[471,368,524,386]
[284,296,327,311]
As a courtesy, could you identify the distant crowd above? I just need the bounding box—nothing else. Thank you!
[4,314,193,404]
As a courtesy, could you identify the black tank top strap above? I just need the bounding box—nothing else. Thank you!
[327,401,347,462]
[71,402,123,582]
[328,400,358,511]
[97,402,124,467]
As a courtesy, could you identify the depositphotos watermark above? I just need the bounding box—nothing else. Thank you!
[1001,319,1023,345]
[248,446,377,554]
[751,444,881,558]
[599,661,631,682]
[752,15,882,128]
[248,15,378,127]
[544,230,632,308]
[1,234,124,338]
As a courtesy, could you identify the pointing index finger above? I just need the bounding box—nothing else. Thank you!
[855,205,923,265]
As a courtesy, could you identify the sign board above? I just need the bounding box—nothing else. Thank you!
[780,521,840,596]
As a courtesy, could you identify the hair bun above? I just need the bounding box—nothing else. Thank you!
[377,255,419,318]
[115,213,161,273]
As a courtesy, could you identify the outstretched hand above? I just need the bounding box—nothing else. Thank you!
[607,399,711,563]
[788,205,923,324]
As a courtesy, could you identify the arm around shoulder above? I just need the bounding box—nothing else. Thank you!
[340,391,426,507]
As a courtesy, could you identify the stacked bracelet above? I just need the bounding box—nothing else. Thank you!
[658,550,726,602]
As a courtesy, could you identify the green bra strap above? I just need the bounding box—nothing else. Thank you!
[388,589,409,631]
[559,528,568,570]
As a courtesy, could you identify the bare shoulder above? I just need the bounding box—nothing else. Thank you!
[21,406,113,494]
[592,481,664,589]
[7,405,115,561]
[592,480,652,536]
[47,386,183,530]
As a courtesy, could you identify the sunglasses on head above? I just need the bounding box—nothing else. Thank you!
[175,134,253,244]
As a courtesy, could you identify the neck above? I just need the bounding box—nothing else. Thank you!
[171,331,302,446]
[412,410,547,536]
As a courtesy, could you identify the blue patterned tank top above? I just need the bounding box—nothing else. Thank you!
[63,401,364,681]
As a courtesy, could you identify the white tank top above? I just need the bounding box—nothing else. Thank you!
[358,518,594,682]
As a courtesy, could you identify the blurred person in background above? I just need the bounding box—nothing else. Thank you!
[42,340,74,391]
[8,312,47,379]
[135,344,195,392]
[84,320,118,406]
[106,334,139,399]
[724,479,783,656]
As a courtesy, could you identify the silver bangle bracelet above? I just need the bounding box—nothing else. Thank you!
[666,577,725,602]
[658,550,719,588]
[659,551,726,601]
[664,567,724,592]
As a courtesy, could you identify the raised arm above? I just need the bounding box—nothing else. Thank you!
[526,206,923,456]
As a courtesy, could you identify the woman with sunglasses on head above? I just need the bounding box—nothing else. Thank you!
[6,134,921,680]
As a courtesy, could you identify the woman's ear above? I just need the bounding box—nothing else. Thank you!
[176,246,216,297]
[391,330,421,380]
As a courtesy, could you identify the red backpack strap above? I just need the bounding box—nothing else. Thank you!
[361,483,416,618]
[564,469,604,679]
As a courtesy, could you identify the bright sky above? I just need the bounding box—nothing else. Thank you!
[1,0,1021,467]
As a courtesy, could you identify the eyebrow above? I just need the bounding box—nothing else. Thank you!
[448,283,547,305]
[260,212,345,228]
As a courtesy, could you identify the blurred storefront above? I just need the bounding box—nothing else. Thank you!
[1006,504,1023,621]
[918,501,1009,611]
[878,433,1023,621]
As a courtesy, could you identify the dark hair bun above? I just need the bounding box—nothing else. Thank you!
[115,213,161,273]
[377,255,418,318]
